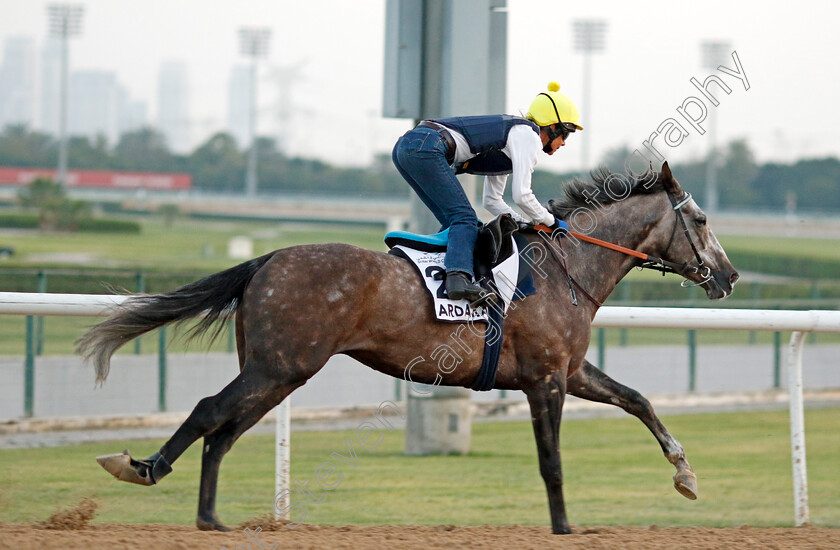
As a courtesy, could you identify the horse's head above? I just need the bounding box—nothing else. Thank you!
[647,162,739,299]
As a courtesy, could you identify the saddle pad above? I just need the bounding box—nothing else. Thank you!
[392,238,522,323]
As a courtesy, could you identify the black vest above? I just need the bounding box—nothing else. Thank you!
[432,115,540,176]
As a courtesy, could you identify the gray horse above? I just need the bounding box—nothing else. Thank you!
[78,162,738,533]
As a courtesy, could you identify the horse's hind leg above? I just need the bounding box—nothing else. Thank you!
[98,368,286,488]
[196,383,298,531]
[567,360,698,500]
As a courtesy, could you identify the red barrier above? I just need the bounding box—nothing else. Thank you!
[0,167,192,190]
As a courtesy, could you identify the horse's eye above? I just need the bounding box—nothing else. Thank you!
[695,216,707,227]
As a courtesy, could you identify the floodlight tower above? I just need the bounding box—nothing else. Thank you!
[48,4,84,187]
[239,27,271,197]
[701,41,731,214]
[572,19,607,172]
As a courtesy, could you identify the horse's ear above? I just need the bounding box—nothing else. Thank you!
[659,161,682,194]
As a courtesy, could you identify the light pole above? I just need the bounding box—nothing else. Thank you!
[239,27,271,197]
[47,4,84,187]
[572,19,607,172]
[701,41,731,214]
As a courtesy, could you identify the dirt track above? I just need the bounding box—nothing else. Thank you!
[1,523,839,550]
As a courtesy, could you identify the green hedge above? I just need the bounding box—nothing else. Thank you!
[0,213,140,234]
[725,250,840,280]
[0,213,39,229]
[76,218,141,233]
[607,278,840,306]
[0,268,209,294]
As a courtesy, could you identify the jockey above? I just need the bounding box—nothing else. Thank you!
[392,81,582,304]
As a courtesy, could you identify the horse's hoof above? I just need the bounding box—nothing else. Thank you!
[196,516,232,532]
[673,470,698,500]
[96,451,154,486]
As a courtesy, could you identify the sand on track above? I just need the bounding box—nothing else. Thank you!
[1,523,839,550]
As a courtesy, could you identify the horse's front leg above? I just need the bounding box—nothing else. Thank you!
[567,360,697,500]
[525,372,570,534]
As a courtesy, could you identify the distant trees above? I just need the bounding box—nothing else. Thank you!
[17,177,91,230]
[750,157,840,213]
[0,124,406,198]
[592,140,840,213]
[114,127,181,172]
[0,124,56,167]
[0,124,838,213]
[187,132,244,192]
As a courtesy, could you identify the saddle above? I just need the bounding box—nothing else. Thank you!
[384,213,526,285]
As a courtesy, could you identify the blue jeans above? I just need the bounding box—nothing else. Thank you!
[392,127,479,277]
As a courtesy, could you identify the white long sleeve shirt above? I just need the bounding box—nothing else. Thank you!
[447,124,555,226]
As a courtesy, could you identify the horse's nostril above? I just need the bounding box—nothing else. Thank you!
[730,271,740,285]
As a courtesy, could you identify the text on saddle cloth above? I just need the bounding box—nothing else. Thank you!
[389,237,524,323]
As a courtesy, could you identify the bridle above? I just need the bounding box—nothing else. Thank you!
[534,189,714,305]
[641,191,713,286]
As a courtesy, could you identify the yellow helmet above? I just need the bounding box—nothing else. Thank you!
[526,81,583,130]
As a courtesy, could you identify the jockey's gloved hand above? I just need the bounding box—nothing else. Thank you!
[549,218,569,237]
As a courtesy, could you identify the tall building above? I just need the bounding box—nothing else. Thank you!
[116,83,147,138]
[0,37,37,129]
[227,64,250,149]
[68,70,146,145]
[68,70,119,142]
[157,61,189,153]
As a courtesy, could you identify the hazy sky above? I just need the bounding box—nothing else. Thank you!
[2,0,840,172]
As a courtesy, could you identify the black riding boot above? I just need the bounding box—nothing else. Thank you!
[445,271,494,306]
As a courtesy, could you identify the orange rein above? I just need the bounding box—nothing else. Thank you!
[534,224,650,261]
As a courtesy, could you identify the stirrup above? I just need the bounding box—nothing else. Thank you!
[446,272,495,306]
[469,288,498,308]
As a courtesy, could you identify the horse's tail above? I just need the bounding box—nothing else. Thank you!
[77,252,275,385]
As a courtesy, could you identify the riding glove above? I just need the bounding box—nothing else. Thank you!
[549,218,569,237]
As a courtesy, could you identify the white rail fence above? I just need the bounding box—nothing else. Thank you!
[1,291,839,526]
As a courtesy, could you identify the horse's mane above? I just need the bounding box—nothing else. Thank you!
[548,167,664,219]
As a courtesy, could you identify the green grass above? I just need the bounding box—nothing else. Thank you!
[0,315,237,355]
[718,234,840,262]
[0,216,387,272]
[1,408,838,528]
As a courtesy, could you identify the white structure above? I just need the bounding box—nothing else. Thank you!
[48,3,85,186]
[0,37,37,129]
[700,40,732,214]
[226,64,251,149]
[572,19,608,171]
[39,38,62,135]
[157,61,190,153]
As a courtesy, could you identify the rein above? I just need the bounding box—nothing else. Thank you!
[535,231,603,307]
[534,190,713,305]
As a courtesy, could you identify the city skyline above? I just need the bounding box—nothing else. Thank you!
[0,1,839,171]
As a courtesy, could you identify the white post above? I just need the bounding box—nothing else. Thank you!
[787,330,809,526]
[274,398,290,520]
